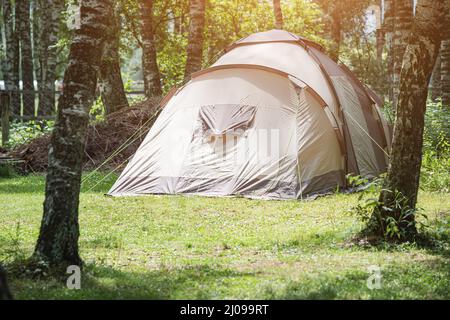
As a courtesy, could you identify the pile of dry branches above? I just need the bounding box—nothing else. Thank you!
[12,97,162,172]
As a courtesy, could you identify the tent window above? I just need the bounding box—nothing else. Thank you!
[199,104,256,137]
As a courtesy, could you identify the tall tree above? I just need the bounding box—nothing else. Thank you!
[139,0,162,97]
[391,0,414,107]
[99,4,129,114]
[2,0,20,116]
[184,0,206,80]
[32,0,42,95]
[367,0,448,240]
[17,0,35,117]
[319,1,342,62]
[383,0,395,104]
[33,0,110,268]
[441,38,450,107]
[273,0,283,29]
[38,0,64,116]
[430,52,441,101]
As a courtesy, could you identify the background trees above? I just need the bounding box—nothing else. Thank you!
[0,0,448,266]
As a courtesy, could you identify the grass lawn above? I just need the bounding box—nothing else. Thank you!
[0,173,449,299]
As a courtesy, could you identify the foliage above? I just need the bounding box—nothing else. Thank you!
[348,175,430,240]
[420,100,449,193]
[420,150,450,193]
[423,101,450,156]
[1,120,54,148]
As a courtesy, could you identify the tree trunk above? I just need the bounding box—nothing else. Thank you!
[32,0,43,108]
[376,28,384,61]
[38,0,64,116]
[139,0,162,98]
[33,0,110,268]
[368,0,447,240]
[441,39,450,107]
[99,5,129,114]
[430,52,441,101]
[384,0,395,105]
[18,0,35,117]
[391,0,414,108]
[322,3,341,63]
[0,266,13,300]
[273,0,283,29]
[184,0,206,81]
[2,0,20,116]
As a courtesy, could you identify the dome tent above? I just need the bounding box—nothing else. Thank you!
[108,30,391,199]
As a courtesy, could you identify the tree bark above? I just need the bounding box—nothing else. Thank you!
[18,0,35,117]
[2,0,20,116]
[383,0,395,104]
[38,0,64,116]
[391,0,414,108]
[184,0,206,81]
[0,265,13,300]
[441,38,450,107]
[368,0,447,240]
[99,5,129,114]
[33,0,110,268]
[139,0,162,98]
[430,52,441,101]
[273,0,283,29]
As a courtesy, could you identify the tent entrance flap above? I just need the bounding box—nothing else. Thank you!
[199,104,256,136]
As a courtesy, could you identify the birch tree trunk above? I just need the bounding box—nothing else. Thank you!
[139,0,162,98]
[2,0,20,116]
[18,0,35,117]
[184,0,206,81]
[38,0,64,116]
[99,5,129,114]
[32,0,43,108]
[33,0,110,268]
[441,39,450,107]
[273,0,283,29]
[391,0,414,108]
[368,0,447,240]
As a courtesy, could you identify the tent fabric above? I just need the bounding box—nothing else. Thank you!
[199,105,256,136]
[108,30,390,200]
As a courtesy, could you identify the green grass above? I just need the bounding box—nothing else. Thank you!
[0,173,449,299]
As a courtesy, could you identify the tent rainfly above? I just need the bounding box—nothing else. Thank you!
[108,30,391,200]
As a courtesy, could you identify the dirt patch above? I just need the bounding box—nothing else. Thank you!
[11,97,162,172]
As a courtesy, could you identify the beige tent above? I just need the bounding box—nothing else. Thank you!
[108,30,391,199]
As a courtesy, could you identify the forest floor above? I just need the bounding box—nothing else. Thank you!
[0,173,449,299]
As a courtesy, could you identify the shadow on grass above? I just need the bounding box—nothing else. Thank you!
[10,264,258,300]
[266,258,450,300]
[8,254,449,299]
